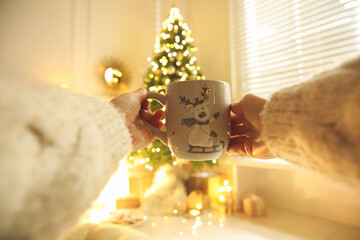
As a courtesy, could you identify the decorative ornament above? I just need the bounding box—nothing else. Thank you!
[177,52,183,61]
[241,193,266,218]
[104,67,122,87]
[95,57,130,97]
[168,65,176,75]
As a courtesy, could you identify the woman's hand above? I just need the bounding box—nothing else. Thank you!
[227,94,274,159]
[111,88,164,152]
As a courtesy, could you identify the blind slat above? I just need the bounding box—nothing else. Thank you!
[241,12,359,52]
[244,37,360,72]
[231,0,360,98]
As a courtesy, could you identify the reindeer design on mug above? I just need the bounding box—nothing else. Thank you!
[180,85,225,153]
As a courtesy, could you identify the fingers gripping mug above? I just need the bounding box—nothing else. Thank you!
[143,80,231,161]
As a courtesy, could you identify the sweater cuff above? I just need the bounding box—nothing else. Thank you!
[79,96,132,161]
[260,85,304,165]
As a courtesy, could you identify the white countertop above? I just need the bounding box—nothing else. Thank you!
[136,208,360,240]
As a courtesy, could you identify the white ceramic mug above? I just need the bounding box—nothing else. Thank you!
[143,80,231,161]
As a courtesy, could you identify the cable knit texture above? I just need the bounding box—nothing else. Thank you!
[0,80,131,240]
[262,56,360,187]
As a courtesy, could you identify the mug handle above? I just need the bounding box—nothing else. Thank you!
[141,92,168,145]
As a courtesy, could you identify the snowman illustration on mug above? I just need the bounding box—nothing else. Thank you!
[180,85,224,153]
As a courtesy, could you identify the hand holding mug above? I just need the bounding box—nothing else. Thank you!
[111,88,164,152]
[227,94,274,159]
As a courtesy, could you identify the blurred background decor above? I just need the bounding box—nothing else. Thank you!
[94,57,130,98]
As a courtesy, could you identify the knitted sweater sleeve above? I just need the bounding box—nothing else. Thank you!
[261,56,360,187]
[0,80,131,240]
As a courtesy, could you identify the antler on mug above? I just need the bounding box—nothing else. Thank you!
[200,85,210,100]
[180,96,193,106]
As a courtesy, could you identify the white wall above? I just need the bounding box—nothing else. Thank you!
[0,0,230,98]
[187,0,231,84]
[0,0,73,87]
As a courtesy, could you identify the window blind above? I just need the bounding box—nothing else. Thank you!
[229,0,360,98]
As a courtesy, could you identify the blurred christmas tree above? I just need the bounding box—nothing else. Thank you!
[128,7,218,171]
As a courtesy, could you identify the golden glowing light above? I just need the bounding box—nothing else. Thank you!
[85,208,110,224]
[104,67,122,87]
[61,84,70,89]
[95,159,130,212]
[83,159,130,224]
[189,209,201,217]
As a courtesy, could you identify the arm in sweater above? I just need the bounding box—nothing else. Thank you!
[262,56,360,187]
[0,80,132,240]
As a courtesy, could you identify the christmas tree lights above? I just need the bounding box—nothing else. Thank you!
[128,7,217,170]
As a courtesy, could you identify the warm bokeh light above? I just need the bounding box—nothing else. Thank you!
[83,159,130,223]
[104,67,122,86]
[189,209,201,217]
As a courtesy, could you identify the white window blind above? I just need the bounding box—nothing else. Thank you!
[229,0,360,98]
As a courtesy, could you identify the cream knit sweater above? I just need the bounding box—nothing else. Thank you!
[262,56,360,187]
[0,80,132,240]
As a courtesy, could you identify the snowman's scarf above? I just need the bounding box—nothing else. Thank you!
[181,118,210,127]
